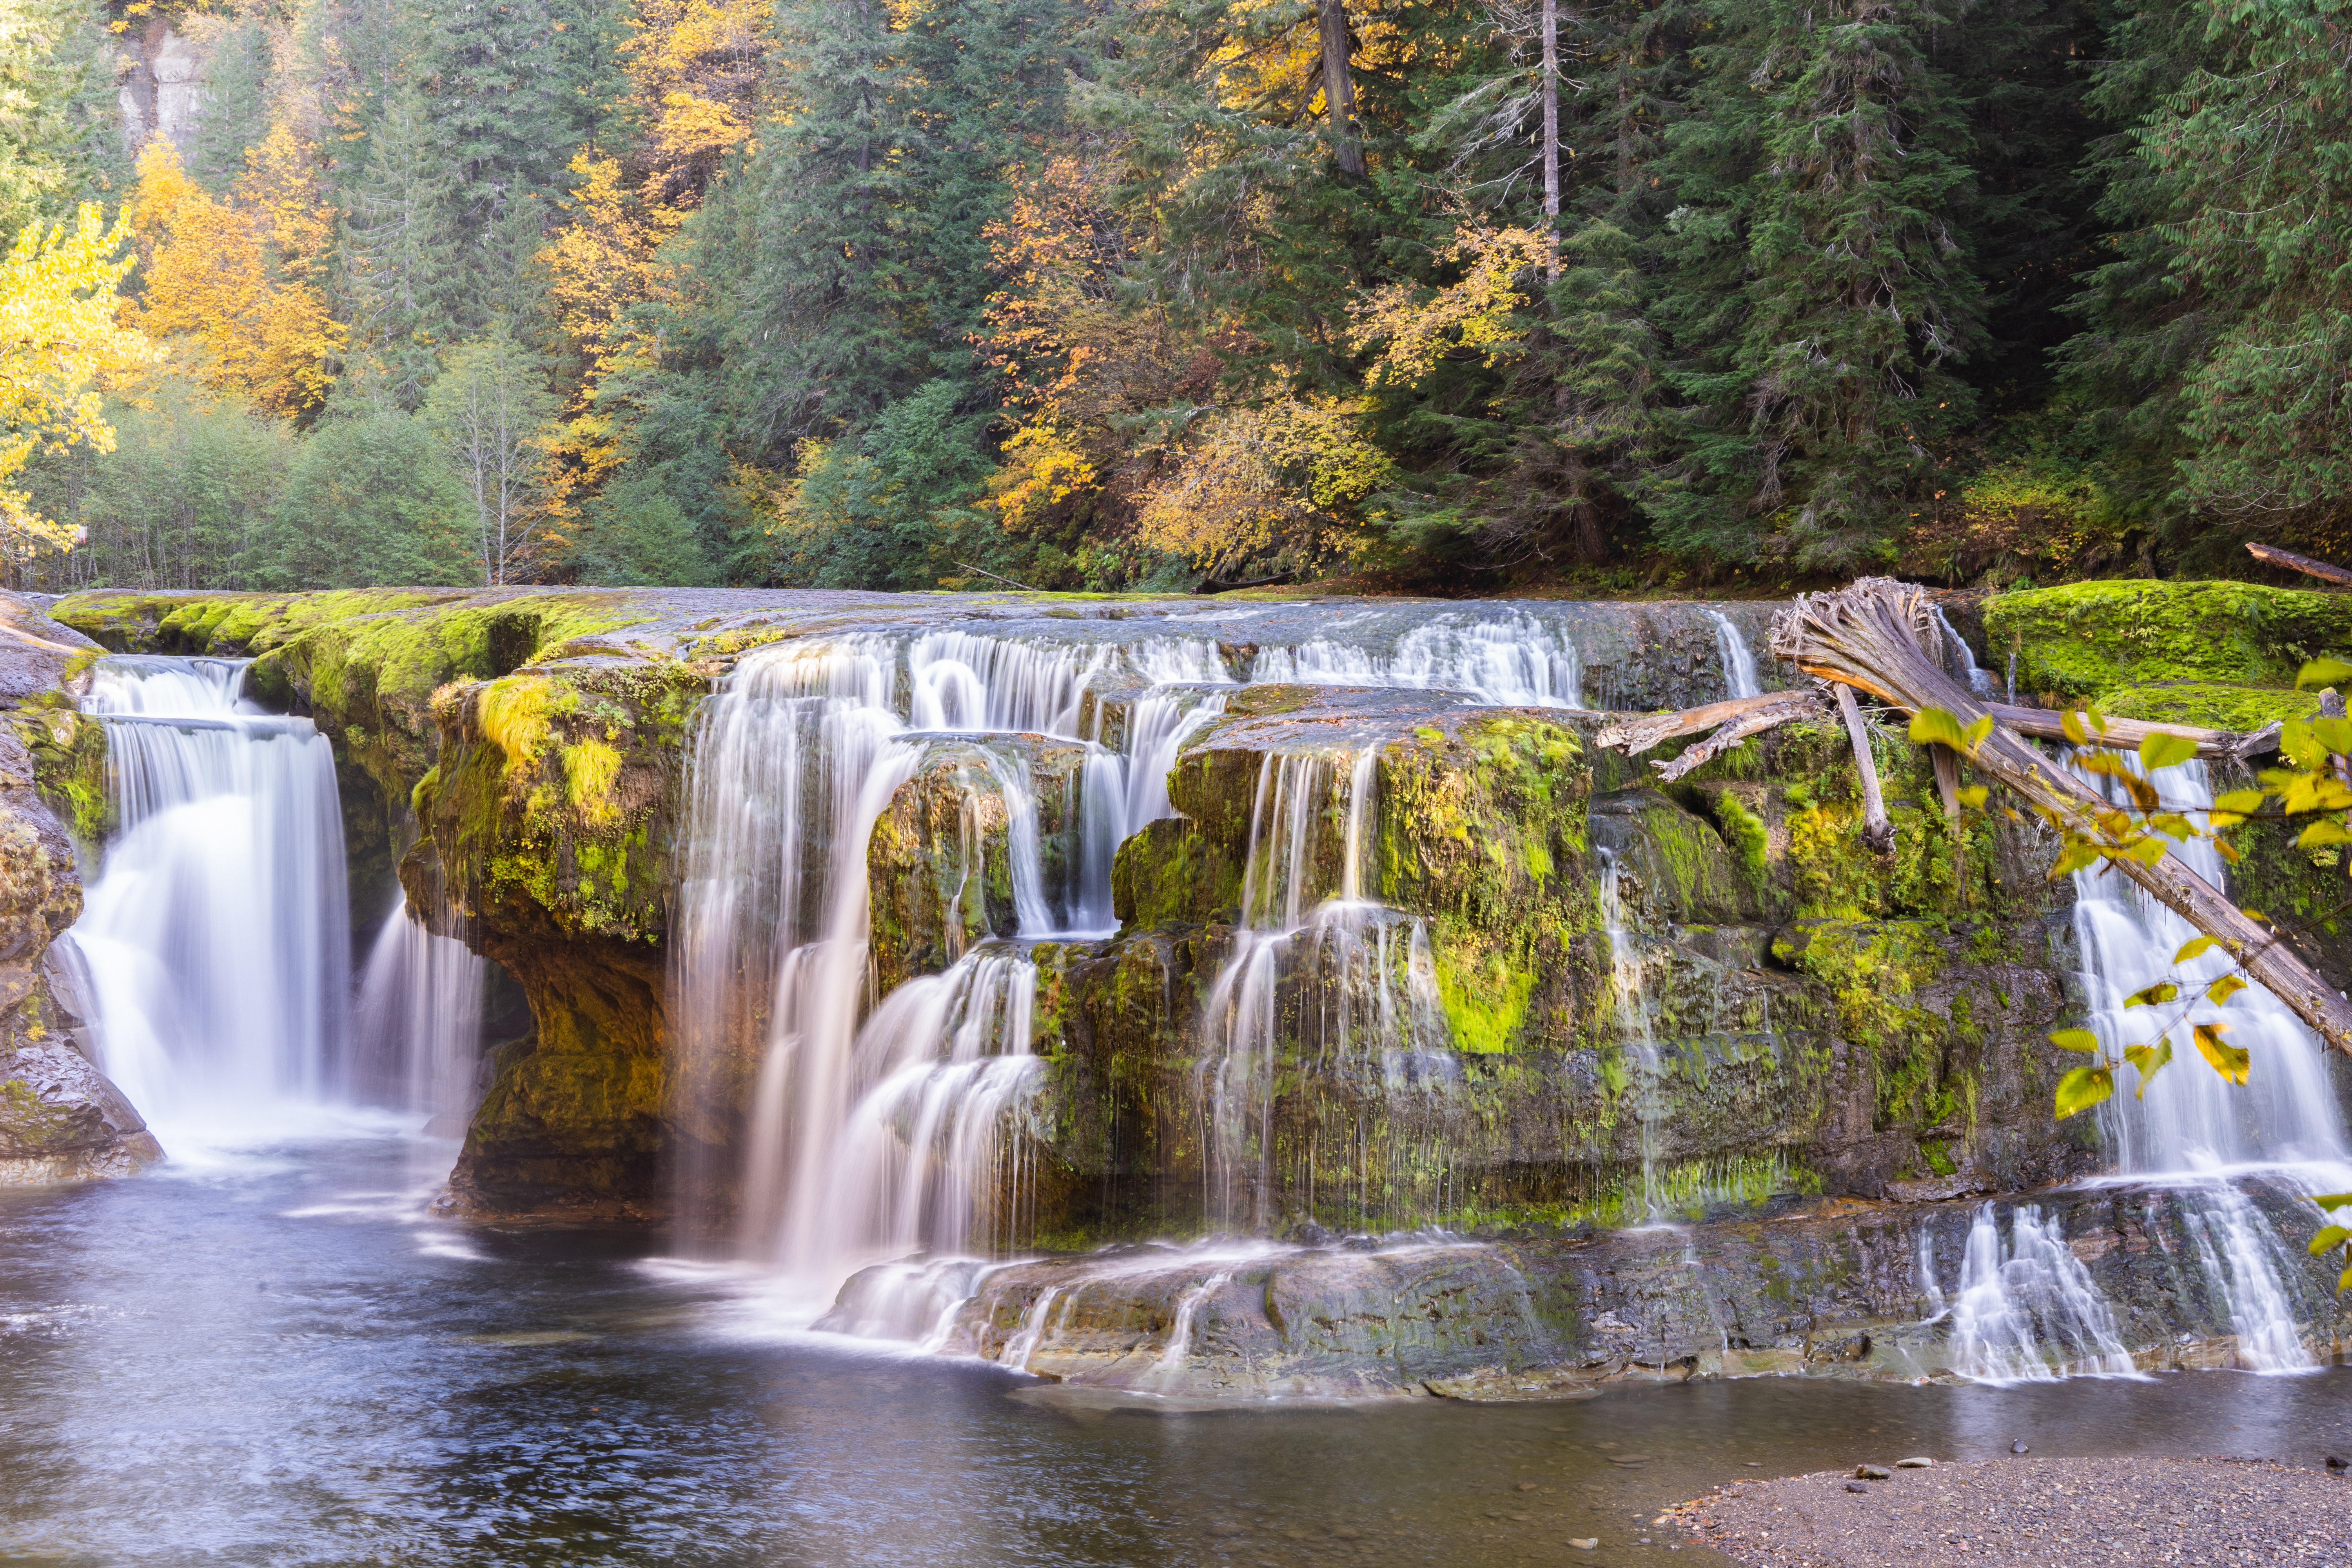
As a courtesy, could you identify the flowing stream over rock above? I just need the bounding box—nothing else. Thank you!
[57,657,350,1128]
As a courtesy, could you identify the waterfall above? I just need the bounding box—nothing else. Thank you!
[2065,755,2345,1371]
[1597,850,1668,1221]
[1924,1205,2140,1383]
[1930,604,1996,698]
[1249,610,1585,706]
[1704,610,1762,701]
[1194,748,1452,1232]
[676,631,1236,1292]
[351,889,488,1129]
[58,656,350,1126]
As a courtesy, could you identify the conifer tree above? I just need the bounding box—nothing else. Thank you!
[190,22,272,195]
[341,88,463,408]
[1646,0,1981,568]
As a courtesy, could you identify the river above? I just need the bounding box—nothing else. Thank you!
[5,1125,2347,1567]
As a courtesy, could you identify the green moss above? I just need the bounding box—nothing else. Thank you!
[2100,682,2321,731]
[1434,938,1536,1053]
[1785,919,1951,1124]
[16,709,109,847]
[1984,579,2352,704]
[1709,789,1769,884]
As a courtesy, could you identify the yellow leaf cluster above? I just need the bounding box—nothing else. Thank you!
[125,140,342,418]
[1134,395,1392,573]
[1349,220,1547,389]
[0,203,151,552]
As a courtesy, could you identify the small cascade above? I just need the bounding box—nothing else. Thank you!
[813,946,1043,1270]
[2068,756,2345,1372]
[350,889,488,1130]
[59,656,350,1125]
[1250,610,1585,706]
[1704,609,1762,701]
[1925,1205,2140,1383]
[1597,851,1667,1221]
[1196,748,1452,1232]
[1931,604,1997,698]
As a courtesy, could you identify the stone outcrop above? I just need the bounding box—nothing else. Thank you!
[0,592,161,1182]
[40,583,2352,1280]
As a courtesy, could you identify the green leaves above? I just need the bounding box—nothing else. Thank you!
[1908,708,1980,752]
[2123,981,2178,1009]
[2137,731,2197,772]
[2298,657,2352,691]
[2206,973,2246,1006]
[2192,1022,2250,1084]
[2308,1225,2350,1256]
[2123,1039,2172,1098]
[2049,1029,2101,1053]
[2055,1066,2114,1119]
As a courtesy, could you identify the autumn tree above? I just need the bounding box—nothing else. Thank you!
[0,202,149,555]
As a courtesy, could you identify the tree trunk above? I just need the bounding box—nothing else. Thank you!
[1319,0,1365,176]
[1773,577,2352,1060]
[1542,0,1560,284]
[1835,681,1895,853]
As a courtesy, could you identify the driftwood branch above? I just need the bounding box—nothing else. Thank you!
[1595,690,1820,756]
[1833,682,1896,853]
[2246,542,2352,588]
[1772,577,2352,1060]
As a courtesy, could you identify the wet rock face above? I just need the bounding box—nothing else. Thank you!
[0,593,161,1184]
[872,1178,2352,1399]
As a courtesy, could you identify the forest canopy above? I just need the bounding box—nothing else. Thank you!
[1,0,2348,595]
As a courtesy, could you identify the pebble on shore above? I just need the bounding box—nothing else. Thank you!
[1664,1454,2348,1566]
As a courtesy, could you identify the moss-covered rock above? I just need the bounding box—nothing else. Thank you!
[1983,579,2352,708]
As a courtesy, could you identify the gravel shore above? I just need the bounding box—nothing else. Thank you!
[1669,1455,2348,1566]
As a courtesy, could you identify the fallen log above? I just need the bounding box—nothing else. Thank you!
[1651,697,1825,782]
[1982,702,2276,764]
[1833,682,1896,853]
[1594,690,1820,756]
[1771,577,2352,1059]
[2246,542,2352,588]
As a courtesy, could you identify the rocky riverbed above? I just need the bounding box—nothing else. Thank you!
[1676,1454,2351,1566]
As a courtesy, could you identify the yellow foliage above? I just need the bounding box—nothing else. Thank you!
[126,140,342,418]
[1134,396,1392,573]
[1349,220,1546,388]
[0,203,151,552]
[622,0,771,209]
[985,424,1098,531]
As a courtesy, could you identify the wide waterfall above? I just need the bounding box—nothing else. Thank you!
[57,656,351,1127]
[675,602,1775,1314]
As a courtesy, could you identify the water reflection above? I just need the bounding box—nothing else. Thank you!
[3,1136,2347,1567]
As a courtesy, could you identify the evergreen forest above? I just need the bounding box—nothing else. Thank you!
[2,0,2348,595]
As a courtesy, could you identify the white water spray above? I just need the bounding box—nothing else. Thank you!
[59,657,350,1127]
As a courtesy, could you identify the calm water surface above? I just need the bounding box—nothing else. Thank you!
[4,1129,2347,1567]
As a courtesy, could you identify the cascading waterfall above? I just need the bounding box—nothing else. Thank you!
[1931,604,1997,698]
[1597,851,1668,1221]
[58,656,350,1126]
[1249,611,1586,707]
[350,889,488,1130]
[1195,748,1455,1232]
[676,630,1239,1291]
[1922,1205,2140,1383]
[2067,755,2347,1371]
[1705,610,1762,701]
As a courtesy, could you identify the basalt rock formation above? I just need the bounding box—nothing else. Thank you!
[38,580,2352,1387]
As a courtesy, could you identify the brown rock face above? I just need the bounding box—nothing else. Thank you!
[0,592,162,1183]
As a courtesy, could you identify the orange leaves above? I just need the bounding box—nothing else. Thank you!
[125,140,341,419]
